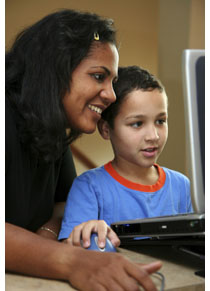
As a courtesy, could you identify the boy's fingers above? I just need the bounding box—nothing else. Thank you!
[107,228,121,247]
[81,221,97,248]
[71,224,85,246]
[70,220,121,249]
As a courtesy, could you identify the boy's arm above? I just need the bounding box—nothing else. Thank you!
[58,176,100,240]
[59,175,120,248]
[185,178,194,212]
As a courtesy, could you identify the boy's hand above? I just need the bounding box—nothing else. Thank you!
[63,220,121,249]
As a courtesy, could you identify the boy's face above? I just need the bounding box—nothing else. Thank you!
[108,89,168,169]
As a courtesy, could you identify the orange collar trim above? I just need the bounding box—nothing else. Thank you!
[104,162,166,192]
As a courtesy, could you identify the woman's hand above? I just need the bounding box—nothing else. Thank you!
[63,220,121,249]
[65,247,162,291]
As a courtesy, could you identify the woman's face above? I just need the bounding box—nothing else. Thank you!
[63,42,119,134]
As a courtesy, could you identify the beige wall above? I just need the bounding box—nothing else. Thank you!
[6,0,159,74]
[189,0,205,48]
[157,0,204,174]
[5,0,205,176]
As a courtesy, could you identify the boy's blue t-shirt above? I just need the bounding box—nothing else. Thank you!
[58,162,193,240]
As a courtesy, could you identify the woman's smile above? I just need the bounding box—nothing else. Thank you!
[88,104,103,115]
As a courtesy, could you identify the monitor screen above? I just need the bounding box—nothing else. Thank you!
[182,49,205,213]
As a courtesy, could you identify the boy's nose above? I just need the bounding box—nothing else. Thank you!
[145,126,160,141]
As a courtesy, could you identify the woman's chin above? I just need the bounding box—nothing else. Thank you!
[69,120,97,134]
[81,124,97,134]
[84,128,97,134]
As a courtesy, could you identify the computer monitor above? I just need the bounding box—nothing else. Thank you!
[182,49,205,214]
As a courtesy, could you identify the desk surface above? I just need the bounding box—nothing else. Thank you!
[6,245,205,291]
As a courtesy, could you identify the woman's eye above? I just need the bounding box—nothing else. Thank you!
[131,121,143,128]
[92,73,105,82]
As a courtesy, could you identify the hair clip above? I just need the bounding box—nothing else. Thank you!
[94,32,100,41]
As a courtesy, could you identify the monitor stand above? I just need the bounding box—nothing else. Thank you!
[174,245,205,278]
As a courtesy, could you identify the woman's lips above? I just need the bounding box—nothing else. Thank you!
[88,104,103,114]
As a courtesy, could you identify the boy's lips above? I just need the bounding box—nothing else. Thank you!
[142,147,158,152]
[141,147,158,158]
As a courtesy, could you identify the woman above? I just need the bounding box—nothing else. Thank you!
[5,9,161,291]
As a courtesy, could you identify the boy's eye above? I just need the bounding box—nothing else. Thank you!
[131,121,143,128]
[156,119,166,125]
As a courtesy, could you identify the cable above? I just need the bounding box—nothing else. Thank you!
[154,271,165,291]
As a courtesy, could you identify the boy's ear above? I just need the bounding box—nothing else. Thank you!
[97,119,111,140]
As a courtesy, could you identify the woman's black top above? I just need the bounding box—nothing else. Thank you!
[5,97,77,232]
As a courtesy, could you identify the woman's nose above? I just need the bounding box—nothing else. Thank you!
[100,84,116,105]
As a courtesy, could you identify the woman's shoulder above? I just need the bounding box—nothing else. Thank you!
[5,97,22,171]
[5,97,19,144]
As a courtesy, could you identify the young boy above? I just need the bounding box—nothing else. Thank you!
[58,66,193,245]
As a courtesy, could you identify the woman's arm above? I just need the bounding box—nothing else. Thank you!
[6,222,162,291]
[6,222,63,277]
[36,202,65,240]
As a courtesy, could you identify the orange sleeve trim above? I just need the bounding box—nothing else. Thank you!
[104,162,166,192]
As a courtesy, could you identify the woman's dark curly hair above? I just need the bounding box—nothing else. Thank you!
[102,65,164,128]
[6,9,117,161]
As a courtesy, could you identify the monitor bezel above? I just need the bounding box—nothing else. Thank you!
[182,49,205,214]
